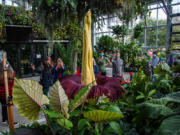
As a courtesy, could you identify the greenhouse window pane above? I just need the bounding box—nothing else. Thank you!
[172,5,180,14]
[158,27,166,46]
[147,9,157,26]
[173,25,180,32]
[147,27,156,46]
[149,4,157,9]
[172,34,180,42]
[172,0,180,4]
[5,0,12,5]
[158,8,167,25]
[172,17,180,24]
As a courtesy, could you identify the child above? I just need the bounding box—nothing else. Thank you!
[40,61,53,96]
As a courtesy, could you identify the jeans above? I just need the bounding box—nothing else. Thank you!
[0,99,8,122]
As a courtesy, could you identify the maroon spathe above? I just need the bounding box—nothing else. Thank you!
[60,74,125,101]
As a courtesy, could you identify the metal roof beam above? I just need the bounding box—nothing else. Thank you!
[161,0,170,17]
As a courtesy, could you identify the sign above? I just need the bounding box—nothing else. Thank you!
[36,54,41,59]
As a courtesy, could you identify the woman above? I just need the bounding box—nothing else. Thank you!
[40,61,53,96]
[52,58,66,83]
[46,57,54,68]
[0,62,15,123]
[97,52,110,76]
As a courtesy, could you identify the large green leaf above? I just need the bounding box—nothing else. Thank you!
[137,98,174,119]
[78,119,92,135]
[13,78,49,121]
[69,83,92,112]
[109,121,122,135]
[56,118,73,130]
[166,92,180,103]
[44,110,63,119]
[137,92,180,119]
[49,81,69,118]
[155,64,171,74]
[100,105,122,114]
[83,110,124,122]
[158,115,180,135]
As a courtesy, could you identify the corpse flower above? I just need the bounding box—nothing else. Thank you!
[60,74,125,102]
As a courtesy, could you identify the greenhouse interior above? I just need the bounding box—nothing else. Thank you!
[0,0,180,135]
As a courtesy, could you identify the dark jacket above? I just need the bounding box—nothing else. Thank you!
[52,64,66,83]
[40,70,53,89]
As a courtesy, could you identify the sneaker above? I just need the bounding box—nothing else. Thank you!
[1,121,8,125]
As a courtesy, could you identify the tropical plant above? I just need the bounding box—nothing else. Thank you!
[111,24,128,43]
[133,23,143,39]
[84,110,124,122]
[32,0,148,30]
[95,35,119,54]
[134,92,180,135]
[49,81,69,119]
[13,79,49,121]
[119,41,142,67]
[13,78,95,134]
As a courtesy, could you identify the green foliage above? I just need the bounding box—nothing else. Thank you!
[83,110,124,122]
[56,118,73,130]
[119,41,142,66]
[78,119,92,135]
[108,121,122,135]
[49,81,69,118]
[70,83,93,112]
[133,92,180,135]
[135,54,151,76]
[35,0,147,30]
[133,23,144,39]
[152,64,175,94]
[13,78,49,121]
[158,115,180,135]
[44,110,63,119]
[155,63,171,75]
[56,43,74,72]
[95,35,119,54]
[137,98,174,119]
[111,25,128,39]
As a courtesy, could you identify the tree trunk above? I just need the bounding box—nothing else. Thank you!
[72,49,78,74]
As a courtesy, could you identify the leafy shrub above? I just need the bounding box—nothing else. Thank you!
[95,35,119,54]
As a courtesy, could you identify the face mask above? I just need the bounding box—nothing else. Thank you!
[153,54,156,57]
[99,54,103,57]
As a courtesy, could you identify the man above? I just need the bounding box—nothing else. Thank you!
[149,52,159,74]
[112,51,124,77]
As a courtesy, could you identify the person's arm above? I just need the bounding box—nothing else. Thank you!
[156,57,160,66]
[149,58,152,66]
[39,72,44,85]
[105,59,111,66]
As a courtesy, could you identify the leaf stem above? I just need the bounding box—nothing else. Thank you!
[41,106,55,135]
